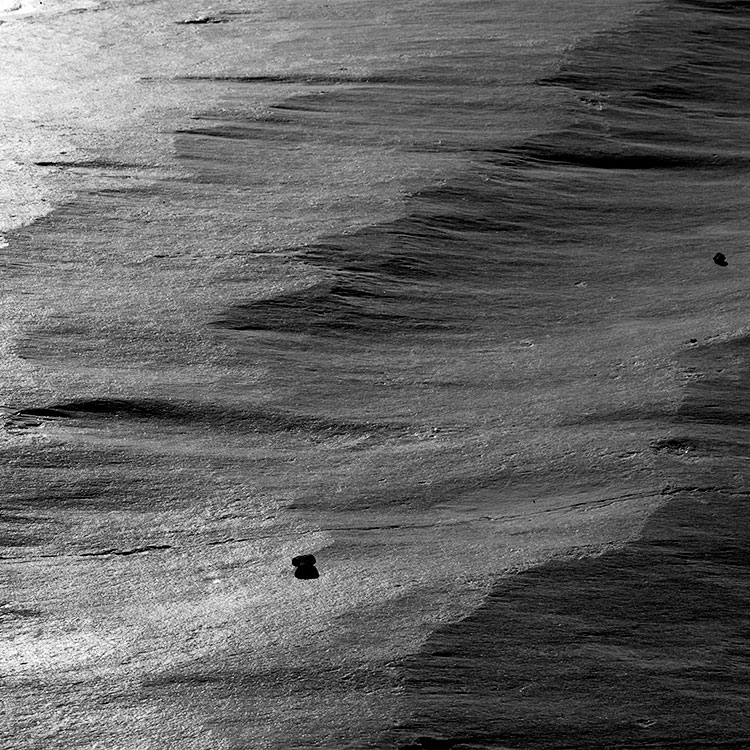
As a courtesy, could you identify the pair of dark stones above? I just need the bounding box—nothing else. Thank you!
[292,554,319,579]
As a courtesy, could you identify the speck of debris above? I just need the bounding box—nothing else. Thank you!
[713,252,728,267]
[177,15,229,25]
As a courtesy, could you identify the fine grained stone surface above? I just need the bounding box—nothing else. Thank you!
[3,0,750,748]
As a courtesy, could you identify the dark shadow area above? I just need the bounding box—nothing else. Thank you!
[0,603,42,620]
[215,279,448,337]
[386,335,750,750]
[0,510,43,549]
[383,0,750,746]
[388,489,750,748]
[7,398,409,438]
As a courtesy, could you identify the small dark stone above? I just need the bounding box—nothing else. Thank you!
[292,554,316,567]
[713,252,728,267]
[294,563,319,580]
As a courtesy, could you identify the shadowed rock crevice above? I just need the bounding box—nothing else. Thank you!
[676,335,750,427]
[215,279,448,336]
[32,159,141,170]
[176,122,300,143]
[649,436,699,454]
[140,659,391,694]
[540,0,750,107]
[398,736,474,750]
[7,398,409,438]
[5,477,152,511]
[80,544,173,557]
[1,441,171,513]
[0,603,42,620]
[168,72,426,86]
[561,404,674,428]
[530,0,750,184]
[0,510,42,548]
[509,135,748,171]
[209,176,621,338]
[176,15,230,25]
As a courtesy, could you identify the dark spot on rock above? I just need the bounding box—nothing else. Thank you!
[291,554,316,567]
[713,252,728,267]
[292,553,319,579]
[294,563,320,580]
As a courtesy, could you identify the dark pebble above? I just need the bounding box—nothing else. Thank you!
[294,564,320,580]
[292,554,316,567]
[713,252,728,267]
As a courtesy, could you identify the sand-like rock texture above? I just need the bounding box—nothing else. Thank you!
[3,0,750,748]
